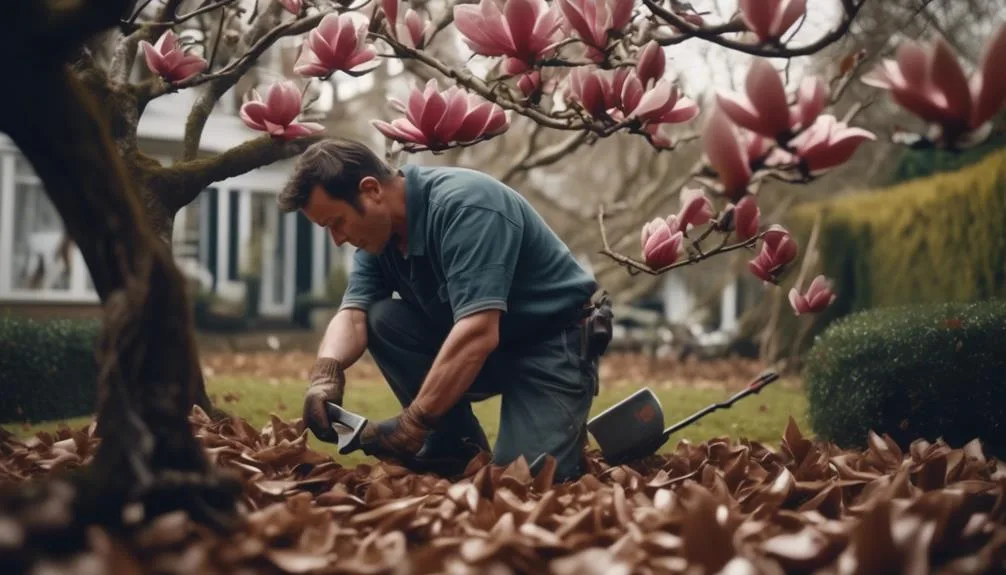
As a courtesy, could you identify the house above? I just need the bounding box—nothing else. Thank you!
[0,83,363,324]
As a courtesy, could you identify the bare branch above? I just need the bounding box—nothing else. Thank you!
[501,130,591,183]
[597,203,761,276]
[647,0,868,58]
[153,134,327,211]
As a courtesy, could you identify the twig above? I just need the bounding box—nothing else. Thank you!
[597,203,760,276]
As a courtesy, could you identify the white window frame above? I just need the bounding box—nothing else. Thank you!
[0,147,99,304]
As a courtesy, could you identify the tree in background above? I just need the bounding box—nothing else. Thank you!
[1,0,1004,539]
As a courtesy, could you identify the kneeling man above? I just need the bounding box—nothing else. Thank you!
[280,138,611,482]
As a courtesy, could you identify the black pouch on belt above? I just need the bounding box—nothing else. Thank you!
[583,288,614,359]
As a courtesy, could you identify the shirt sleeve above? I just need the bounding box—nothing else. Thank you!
[437,206,523,322]
[338,248,392,312]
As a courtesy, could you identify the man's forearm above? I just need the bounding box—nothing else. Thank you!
[412,313,499,418]
[317,308,369,368]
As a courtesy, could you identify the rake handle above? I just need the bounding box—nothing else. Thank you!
[660,371,780,440]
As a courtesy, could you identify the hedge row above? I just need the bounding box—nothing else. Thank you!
[803,298,1006,458]
[769,145,1006,358]
[0,315,100,422]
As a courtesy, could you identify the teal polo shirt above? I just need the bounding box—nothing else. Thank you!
[338,164,597,343]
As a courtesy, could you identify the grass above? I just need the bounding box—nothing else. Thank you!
[9,377,808,468]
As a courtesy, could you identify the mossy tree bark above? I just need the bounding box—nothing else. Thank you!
[0,0,241,529]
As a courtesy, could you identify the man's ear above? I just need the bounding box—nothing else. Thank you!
[358,176,382,202]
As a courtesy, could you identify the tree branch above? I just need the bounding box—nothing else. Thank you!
[180,2,285,160]
[154,134,326,211]
[647,0,868,58]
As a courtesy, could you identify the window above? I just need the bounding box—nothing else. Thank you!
[0,148,97,301]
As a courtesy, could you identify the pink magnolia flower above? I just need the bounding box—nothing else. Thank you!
[371,79,510,150]
[383,0,432,49]
[716,59,828,140]
[733,194,760,240]
[565,67,628,117]
[619,77,700,126]
[294,13,380,78]
[703,105,752,200]
[555,0,634,62]
[739,0,806,43]
[640,217,684,268]
[140,30,208,83]
[677,188,713,231]
[789,275,836,315]
[240,81,324,140]
[277,0,301,15]
[790,114,876,173]
[862,25,1006,136]
[454,0,564,75]
[748,225,798,283]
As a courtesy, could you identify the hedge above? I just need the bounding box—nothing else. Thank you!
[0,316,101,422]
[803,299,1006,458]
[768,145,1006,359]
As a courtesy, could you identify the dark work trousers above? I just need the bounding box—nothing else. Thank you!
[365,298,597,482]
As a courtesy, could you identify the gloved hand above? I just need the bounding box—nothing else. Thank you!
[302,358,345,442]
[359,403,438,461]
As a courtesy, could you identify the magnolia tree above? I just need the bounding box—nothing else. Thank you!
[3,0,1006,531]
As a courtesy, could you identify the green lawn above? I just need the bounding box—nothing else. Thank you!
[10,377,808,467]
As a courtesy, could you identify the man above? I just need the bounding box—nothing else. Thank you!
[278,138,612,482]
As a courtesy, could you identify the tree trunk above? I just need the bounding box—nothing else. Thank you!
[1,44,240,534]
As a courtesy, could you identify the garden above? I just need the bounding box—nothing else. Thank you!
[1,0,1005,573]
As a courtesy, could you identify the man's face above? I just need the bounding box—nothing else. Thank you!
[302,181,392,254]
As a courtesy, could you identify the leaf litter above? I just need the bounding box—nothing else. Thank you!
[0,409,1003,574]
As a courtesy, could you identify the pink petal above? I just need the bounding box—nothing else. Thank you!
[266,82,302,126]
[806,127,875,172]
[657,98,700,124]
[739,0,778,41]
[629,78,674,120]
[481,0,516,53]
[140,41,168,77]
[734,194,760,240]
[347,48,380,72]
[895,42,930,89]
[417,89,448,142]
[794,76,827,129]
[788,288,807,315]
[281,122,325,139]
[703,106,751,198]
[619,74,644,115]
[610,0,634,31]
[453,4,508,56]
[971,23,1006,128]
[240,101,269,131]
[168,56,207,82]
[715,91,765,134]
[771,0,806,38]
[556,0,594,47]
[745,58,792,137]
[371,119,425,144]
[391,118,430,144]
[636,41,665,87]
[404,10,427,47]
[264,119,287,136]
[434,91,470,143]
[482,106,509,135]
[453,103,494,142]
[748,259,773,283]
[382,0,399,26]
[930,37,973,124]
[154,30,178,54]
[505,0,540,57]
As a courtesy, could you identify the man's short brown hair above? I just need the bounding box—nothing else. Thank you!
[278,138,397,213]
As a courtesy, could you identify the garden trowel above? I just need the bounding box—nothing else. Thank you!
[586,370,780,465]
[324,402,486,477]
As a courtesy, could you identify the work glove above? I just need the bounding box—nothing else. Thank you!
[359,403,438,461]
[302,358,345,442]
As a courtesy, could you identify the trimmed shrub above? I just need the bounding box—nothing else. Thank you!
[764,145,1006,360]
[0,316,101,422]
[802,299,1006,458]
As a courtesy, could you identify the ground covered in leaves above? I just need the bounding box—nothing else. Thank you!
[1,408,1004,574]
